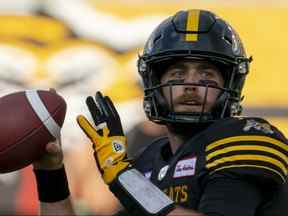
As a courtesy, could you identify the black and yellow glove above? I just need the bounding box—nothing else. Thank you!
[77,91,129,184]
[77,91,174,216]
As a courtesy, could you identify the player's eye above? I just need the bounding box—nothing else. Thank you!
[199,70,214,78]
[169,69,185,79]
[166,79,185,84]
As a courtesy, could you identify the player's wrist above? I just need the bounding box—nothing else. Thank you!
[103,161,130,184]
[33,162,64,171]
[109,168,175,216]
[33,166,70,202]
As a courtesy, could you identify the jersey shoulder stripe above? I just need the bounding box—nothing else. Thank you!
[205,135,288,184]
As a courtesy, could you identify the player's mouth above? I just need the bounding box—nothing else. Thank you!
[179,100,202,106]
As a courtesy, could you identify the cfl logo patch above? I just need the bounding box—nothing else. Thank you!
[112,140,125,153]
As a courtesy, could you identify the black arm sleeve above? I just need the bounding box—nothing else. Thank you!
[198,173,263,216]
[114,210,130,216]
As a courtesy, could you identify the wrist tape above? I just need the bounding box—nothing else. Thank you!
[33,166,70,202]
[109,168,175,216]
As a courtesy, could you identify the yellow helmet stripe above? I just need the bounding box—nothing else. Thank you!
[185,10,200,42]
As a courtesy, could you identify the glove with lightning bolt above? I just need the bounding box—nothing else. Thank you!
[76,91,129,184]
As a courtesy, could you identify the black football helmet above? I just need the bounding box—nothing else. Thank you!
[138,9,252,124]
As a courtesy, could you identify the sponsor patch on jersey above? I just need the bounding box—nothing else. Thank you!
[243,119,274,134]
[173,157,197,178]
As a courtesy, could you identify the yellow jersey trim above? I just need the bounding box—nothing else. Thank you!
[209,164,286,183]
[206,135,288,152]
[206,154,287,176]
[206,145,288,165]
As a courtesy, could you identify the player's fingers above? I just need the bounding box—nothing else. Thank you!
[86,96,102,124]
[49,88,57,94]
[104,96,120,121]
[95,91,110,118]
[46,141,61,154]
[77,115,100,142]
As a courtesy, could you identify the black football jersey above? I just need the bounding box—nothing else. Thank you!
[132,117,288,216]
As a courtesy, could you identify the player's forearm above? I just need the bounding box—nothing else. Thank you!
[39,197,75,215]
[168,206,204,216]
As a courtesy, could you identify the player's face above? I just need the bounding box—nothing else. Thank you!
[160,59,224,113]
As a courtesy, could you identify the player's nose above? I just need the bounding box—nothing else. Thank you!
[184,70,200,91]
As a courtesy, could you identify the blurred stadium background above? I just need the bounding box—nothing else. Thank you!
[0,0,287,215]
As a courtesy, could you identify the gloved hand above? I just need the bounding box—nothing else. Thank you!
[77,91,129,184]
[77,93,174,216]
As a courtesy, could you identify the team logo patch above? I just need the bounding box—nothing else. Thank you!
[144,171,152,179]
[243,119,274,134]
[173,157,197,178]
[158,165,169,181]
[112,140,125,153]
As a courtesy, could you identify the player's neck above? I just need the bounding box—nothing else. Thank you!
[165,122,211,154]
[166,131,184,154]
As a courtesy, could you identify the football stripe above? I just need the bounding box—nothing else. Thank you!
[206,135,288,152]
[206,154,287,176]
[206,145,288,165]
[25,90,61,139]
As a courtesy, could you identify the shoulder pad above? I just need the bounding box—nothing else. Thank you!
[206,117,288,184]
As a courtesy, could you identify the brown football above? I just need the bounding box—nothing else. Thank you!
[0,90,67,173]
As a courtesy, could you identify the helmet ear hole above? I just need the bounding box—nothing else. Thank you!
[223,35,233,45]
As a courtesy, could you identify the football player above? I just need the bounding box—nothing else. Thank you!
[33,10,288,216]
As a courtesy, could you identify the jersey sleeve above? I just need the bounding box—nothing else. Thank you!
[198,173,263,216]
[205,118,288,185]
